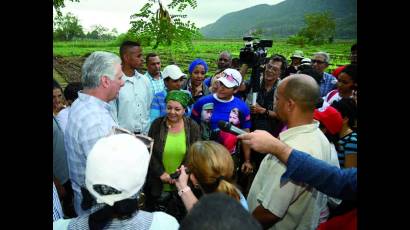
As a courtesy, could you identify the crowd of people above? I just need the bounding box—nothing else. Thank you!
[53,40,357,229]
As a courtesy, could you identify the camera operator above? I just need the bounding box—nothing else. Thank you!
[238,56,287,194]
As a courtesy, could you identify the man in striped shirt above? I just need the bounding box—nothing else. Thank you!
[312,52,338,97]
[145,53,165,95]
[65,51,124,216]
[53,182,64,221]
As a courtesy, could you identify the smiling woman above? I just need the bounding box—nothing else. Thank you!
[145,90,200,221]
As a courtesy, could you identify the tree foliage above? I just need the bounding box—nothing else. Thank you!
[53,12,84,41]
[298,12,336,45]
[86,25,118,40]
[53,0,80,16]
[128,0,201,49]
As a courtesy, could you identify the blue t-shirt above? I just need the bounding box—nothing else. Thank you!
[191,94,251,153]
[204,77,211,87]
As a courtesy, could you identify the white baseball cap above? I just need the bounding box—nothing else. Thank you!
[217,68,242,88]
[162,64,187,80]
[85,134,150,206]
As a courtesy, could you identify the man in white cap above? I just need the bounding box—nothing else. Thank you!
[191,68,253,175]
[150,64,192,122]
[53,134,179,230]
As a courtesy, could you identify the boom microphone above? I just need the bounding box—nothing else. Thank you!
[217,120,248,136]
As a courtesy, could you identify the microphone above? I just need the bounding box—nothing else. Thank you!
[217,120,248,136]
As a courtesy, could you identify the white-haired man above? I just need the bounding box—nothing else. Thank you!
[65,51,124,215]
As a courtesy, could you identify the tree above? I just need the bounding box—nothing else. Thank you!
[53,12,84,41]
[53,0,80,17]
[86,25,113,40]
[128,0,201,49]
[250,28,264,38]
[298,12,336,45]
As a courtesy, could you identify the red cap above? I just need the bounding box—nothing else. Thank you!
[332,65,346,78]
[314,106,343,135]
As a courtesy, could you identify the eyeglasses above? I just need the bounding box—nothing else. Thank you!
[109,127,154,156]
[265,64,281,72]
[311,60,327,64]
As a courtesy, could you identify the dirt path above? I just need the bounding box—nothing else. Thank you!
[53,56,86,87]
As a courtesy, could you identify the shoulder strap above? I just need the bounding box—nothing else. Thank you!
[327,90,338,102]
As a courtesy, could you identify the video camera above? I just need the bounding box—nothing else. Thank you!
[239,36,273,67]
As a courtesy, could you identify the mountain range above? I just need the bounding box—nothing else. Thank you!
[200,0,356,39]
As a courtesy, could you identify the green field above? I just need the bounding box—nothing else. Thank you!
[53,39,355,77]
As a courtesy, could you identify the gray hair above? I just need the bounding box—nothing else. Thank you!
[313,51,331,63]
[282,74,320,112]
[81,51,121,89]
[219,51,232,60]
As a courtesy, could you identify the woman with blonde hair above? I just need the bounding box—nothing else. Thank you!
[173,141,248,212]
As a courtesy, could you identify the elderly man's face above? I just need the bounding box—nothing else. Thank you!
[264,60,282,82]
[217,53,231,70]
[312,54,328,74]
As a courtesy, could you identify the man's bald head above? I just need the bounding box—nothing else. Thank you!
[280,74,320,112]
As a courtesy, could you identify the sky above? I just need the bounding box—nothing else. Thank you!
[57,0,285,33]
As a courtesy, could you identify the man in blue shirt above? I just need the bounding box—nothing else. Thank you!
[239,130,356,201]
[144,53,165,95]
[312,52,338,97]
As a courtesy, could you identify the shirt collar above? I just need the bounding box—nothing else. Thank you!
[77,91,112,111]
[213,93,234,103]
[279,120,320,141]
[145,71,163,81]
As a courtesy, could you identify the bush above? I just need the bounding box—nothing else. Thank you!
[286,35,308,47]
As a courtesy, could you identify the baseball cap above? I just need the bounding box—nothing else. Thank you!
[314,106,343,135]
[162,64,187,80]
[217,68,242,88]
[85,133,151,206]
[301,58,311,65]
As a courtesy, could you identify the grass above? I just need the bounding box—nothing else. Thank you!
[53,39,355,75]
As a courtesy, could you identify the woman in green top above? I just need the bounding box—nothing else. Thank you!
[145,90,201,221]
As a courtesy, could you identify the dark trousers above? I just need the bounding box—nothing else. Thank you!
[62,180,77,218]
[143,190,187,222]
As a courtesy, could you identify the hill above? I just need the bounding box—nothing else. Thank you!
[200,0,356,39]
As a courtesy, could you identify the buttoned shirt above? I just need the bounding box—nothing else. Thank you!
[53,182,64,221]
[145,71,165,95]
[320,72,337,97]
[65,92,118,215]
[112,70,153,134]
[247,121,332,230]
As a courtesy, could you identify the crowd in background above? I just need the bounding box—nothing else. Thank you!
[53,41,357,230]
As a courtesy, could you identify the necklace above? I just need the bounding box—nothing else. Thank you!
[167,119,183,132]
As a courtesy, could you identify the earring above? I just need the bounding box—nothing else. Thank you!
[194,184,200,189]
